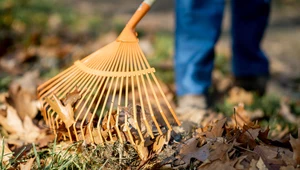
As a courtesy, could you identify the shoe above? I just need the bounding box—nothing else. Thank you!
[234,76,268,96]
[177,94,207,110]
[176,95,208,130]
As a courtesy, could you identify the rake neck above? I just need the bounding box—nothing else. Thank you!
[117,1,154,42]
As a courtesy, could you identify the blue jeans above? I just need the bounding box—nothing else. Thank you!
[175,0,270,96]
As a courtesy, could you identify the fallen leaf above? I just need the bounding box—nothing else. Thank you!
[254,145,287,169]
[179,137,210,163]
[256,157,268,170]
[62,87,81,106]
[45,94,75,128]
[290,128,300,164]
[21,116,41,143]
[0,139,12,164]
[11,70,39,96]
[0,105,24,134]
[208,141,231,162]
[231,103,260,129]
[198,159,237,170]
[6,85,39,119]
[152,131,171,154]
[236,127,260,149]
[205,118,227,138]
[19,158,35,170]
[135,141,149,161]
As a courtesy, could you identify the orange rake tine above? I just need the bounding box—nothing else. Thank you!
[37,0,180,145]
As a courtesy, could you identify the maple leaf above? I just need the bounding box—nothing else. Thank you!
[290,128,300,164]
[205,118,227,138]
[208,141,232,162]
[179,137,210,163]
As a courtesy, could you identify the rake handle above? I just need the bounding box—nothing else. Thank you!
[126,0,156,30]
[117,0,155,41]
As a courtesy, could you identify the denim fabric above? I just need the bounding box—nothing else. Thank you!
[175,0,270,96]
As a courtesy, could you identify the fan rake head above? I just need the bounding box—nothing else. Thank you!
[37,0,180,145]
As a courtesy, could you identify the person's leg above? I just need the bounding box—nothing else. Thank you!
[231,0,271,92]
[175,0,225,97]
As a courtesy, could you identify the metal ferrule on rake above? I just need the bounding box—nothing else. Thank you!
[37,0,180,145]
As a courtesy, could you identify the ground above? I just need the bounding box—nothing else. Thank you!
[0,0,300,169]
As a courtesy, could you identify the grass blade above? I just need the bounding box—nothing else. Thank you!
[32,143,41,169]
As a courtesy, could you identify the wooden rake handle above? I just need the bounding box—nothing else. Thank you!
[117,0,156,42]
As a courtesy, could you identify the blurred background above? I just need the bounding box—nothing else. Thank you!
[0,0,300,133]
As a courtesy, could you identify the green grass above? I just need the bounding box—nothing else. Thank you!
[0,138,140,169]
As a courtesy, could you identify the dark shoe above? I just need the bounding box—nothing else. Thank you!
[234,76,268,96]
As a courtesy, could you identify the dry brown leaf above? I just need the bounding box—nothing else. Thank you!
[21,116,41,143]
[198,159,237,170]
[10,70,39,95]
[19,158,35,170]
[205,118,227,138]
[254,145,287,169]
[0,103,49,145]
[135,141,149,161]
[0,105,24,134]
[179,137,210,163]
[227,87,254,105]
[208,142,231,162]
[237,128,260,149]
[152,130,171,154]
[279,165,298,170]
[290,128,300,164]
[0,139,12,164]
[234,155,248,169]
[62,87,81,106]
[231,103,260,129]
[45,94,75,128]
[36,134,55,148]
[249,159,259,170]
[6,85,39,119]
[256,157,268,170]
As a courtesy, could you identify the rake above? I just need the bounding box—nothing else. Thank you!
[37,0,180,145]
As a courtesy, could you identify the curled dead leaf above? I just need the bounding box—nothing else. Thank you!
[45,94,75,128]
[135,141,149,161]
